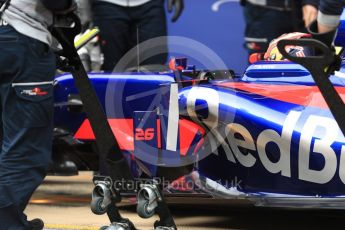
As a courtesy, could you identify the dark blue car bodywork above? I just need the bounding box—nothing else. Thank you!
[52,14,345,209]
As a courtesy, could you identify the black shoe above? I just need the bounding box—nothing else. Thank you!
[29,218,44,230]
[47,158,78,176]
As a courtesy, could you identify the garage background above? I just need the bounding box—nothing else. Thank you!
[167,0,247,73]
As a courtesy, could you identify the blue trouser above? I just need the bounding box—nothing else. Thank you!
[92,0,167,72]
[0,25,56,230]
[243,2,305,54]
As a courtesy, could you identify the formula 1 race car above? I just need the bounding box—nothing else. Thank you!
[51,11,345,230]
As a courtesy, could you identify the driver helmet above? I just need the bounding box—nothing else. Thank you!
[264,32,313,61]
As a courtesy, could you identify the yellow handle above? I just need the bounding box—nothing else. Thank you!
[74,27,100,50]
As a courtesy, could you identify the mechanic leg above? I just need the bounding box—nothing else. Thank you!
[243,3,295,55]
[92,1,131,72]
[0,26,55,229]
[129,0,168,66]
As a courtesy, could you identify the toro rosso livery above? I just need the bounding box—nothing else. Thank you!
[52,15,345,209]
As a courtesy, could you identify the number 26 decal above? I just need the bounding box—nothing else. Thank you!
[135,128,155,141]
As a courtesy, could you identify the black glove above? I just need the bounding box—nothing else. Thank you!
[307,20,341,74]
[168,0,184,23]
[307,20,337,48]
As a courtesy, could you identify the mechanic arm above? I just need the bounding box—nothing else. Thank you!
[302,0,319,27]
[317,0,343,33]
[168,0,184,22]
[75,0,92,30]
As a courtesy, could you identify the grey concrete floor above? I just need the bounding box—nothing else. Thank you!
[26,172,345,230]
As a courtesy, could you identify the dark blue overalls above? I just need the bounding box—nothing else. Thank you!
[92,0,167,71]
[0,23,56,229]
[243,1,305,54]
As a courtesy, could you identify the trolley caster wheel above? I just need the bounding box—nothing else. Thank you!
[91,197,107,215]
[91,180,112,215]
[99,221,135,230]
[137,201,155,219]
[137,185,160,219]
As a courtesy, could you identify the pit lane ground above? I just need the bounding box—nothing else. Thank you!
[26,172,345,230]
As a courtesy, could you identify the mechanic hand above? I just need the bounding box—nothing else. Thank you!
[302,4,318,28]
[168,0,184,23]
[75,0,92,31]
